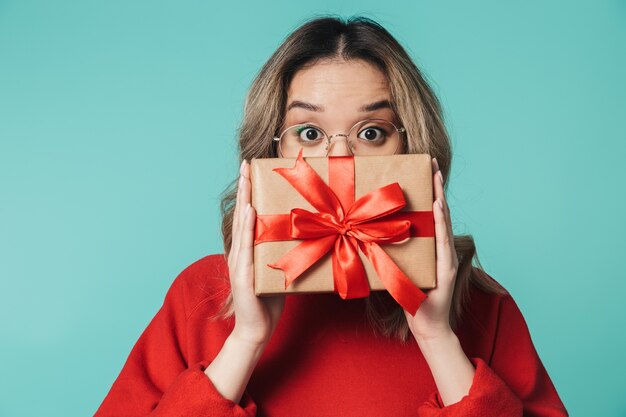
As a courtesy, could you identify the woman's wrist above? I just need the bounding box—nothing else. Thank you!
[414,327,457,354]
[204,332,268,404]
[228,331,269,358]
[415,329,476,406]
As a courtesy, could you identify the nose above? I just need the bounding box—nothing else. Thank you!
[325,135,353,157]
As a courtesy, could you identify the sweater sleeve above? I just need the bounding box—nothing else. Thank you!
[92,266,257,417]
[417,294,569,417]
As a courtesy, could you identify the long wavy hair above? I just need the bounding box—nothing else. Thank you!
[215,15,507,342]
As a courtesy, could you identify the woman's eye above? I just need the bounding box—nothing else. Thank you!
[296,126,323,142]
[357,127,386,142]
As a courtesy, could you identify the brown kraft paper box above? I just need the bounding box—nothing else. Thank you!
[250,153,436,297]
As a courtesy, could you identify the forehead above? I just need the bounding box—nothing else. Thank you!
[287,59,390,104]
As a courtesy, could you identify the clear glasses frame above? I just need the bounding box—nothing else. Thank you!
[273,118,406,157]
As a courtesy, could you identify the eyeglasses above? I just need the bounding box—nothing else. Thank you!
[273,118,406,157]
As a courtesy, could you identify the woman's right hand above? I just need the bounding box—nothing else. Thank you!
[227,159,286,348]
[204,159,285,404]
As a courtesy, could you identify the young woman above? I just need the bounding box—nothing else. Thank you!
[94,16,568,417]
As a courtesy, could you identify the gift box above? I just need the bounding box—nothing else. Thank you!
[250,149,436,314]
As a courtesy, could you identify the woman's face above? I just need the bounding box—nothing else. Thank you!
[282,58,401,157]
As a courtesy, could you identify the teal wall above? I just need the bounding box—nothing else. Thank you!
[1,1,624,416]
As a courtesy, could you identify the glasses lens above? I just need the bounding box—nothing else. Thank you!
[347,120,402,156]
[278,124,327,157]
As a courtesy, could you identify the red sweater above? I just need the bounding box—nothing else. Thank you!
[93,253,568,416]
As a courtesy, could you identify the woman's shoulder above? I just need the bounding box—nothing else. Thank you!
[468,271,525,319]
[179,252,229,281]
[467,271,513,317]
[166,253,231,317]
[459,271,530,351]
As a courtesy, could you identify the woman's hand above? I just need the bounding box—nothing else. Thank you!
[403,157,459,342]
[205,160,286,404]
[401,158,476,406]
[228,159,286,347]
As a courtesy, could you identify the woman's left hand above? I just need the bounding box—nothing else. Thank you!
[403,157,459,342]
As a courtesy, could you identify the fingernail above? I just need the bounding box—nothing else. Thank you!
[239,160,245,175]
[437,198,443,210]
[438,170,444,184]
[433,157,440,171]
[245,203,251,216]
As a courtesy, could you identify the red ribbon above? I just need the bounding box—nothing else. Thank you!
[253,149,434,315]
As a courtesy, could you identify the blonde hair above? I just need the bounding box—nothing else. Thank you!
[215,15,507,342]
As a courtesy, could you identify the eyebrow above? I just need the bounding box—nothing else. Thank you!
[286,99,392,112]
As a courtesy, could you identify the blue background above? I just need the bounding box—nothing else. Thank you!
[1,1,624,416]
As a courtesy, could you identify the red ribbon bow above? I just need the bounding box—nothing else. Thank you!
[254,149,434,315]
